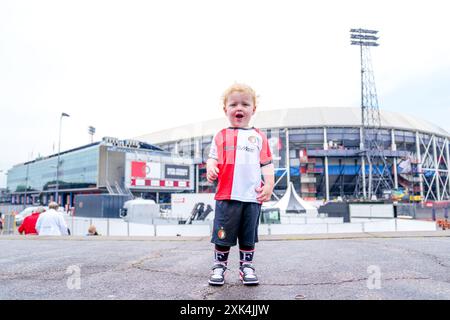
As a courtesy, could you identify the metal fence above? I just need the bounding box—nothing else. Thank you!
[395,203,449,221]
[0,213,16,235]
[0,204,25,215]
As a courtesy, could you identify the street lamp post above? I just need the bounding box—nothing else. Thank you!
[55,112,70,204]
[0,170,10,204]
[24,164,29,205]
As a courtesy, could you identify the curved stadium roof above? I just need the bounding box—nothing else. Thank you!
[137,107,450,144]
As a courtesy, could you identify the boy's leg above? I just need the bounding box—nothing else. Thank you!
[209,200,243,286]
[215,244,230,266]
[209,244,230,286]
[238,243,258,285]
[237,202,262,285]
[239,244,255,266]
[211,200,242,247]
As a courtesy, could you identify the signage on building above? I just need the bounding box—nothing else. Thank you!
[103,137,140,148]
[126,158,193,190]
[165,164,190,180]
[131,161,161,180]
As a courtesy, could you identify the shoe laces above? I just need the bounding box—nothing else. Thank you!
[212,264,228,276]
[241,264,256,277]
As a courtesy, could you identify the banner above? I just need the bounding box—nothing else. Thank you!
[130,161,161,179]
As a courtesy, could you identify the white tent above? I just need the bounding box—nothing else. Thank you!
[270,182,318,217]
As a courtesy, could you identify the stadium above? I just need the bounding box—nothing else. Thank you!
[137,106,450,203]
[6,106,450,207]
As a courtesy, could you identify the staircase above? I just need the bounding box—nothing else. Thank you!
[106,180,134,199]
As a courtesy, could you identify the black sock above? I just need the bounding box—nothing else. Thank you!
[239,244,255,266]
[214,244,230,266]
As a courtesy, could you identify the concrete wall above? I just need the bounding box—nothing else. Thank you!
[280,216,344,224]
[64,217,437,237]
[269,223,328,234]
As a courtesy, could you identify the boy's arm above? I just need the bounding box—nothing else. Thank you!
[256,130,274,202]
[206,158,219,183]
[206,132,219,183]
[256,163,275,202]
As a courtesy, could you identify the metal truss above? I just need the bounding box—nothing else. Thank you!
[271,168,288,201]
[418,134,450,201]
[351,29,394,199]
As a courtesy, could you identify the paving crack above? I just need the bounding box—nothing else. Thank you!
[260,276,431,287]
[125,246,207,279]
[121,246,180,270]
[0,247,180,281]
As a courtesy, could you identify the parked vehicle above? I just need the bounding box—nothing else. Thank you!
[120,199,161,224]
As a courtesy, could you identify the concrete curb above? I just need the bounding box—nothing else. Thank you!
[1,230,449,241]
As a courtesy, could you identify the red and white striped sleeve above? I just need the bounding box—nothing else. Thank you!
[257,130,273,167]
[208,132,219,160]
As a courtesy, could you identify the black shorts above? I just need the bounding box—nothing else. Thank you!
[211,200,262,247]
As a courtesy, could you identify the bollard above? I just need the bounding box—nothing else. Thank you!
[445,207,449,220]
[432,208,436,221]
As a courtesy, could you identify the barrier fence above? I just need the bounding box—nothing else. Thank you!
[0,213,15,235]
[62,216,438,236]
[0,204,24,215]
[396,203,449,220]
[1,202,446,237]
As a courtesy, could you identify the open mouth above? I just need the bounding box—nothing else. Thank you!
[235,114,244,119]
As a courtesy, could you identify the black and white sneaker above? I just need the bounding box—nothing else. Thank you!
[239,263,259,285]
[208,263,227,286]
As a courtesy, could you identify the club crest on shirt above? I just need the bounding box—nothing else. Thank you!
[248,136,257,144]
[217,227,226,240]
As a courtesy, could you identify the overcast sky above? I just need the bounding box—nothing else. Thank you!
[1,0,450,187]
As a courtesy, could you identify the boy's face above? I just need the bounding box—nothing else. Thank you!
[224,91,256,128]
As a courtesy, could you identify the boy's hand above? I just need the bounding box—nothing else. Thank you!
[206,163,219,183]
[256,184,273,203]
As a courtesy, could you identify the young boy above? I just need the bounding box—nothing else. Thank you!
[207,83,275,286]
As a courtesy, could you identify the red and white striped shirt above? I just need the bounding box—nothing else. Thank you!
[209,127,272,203]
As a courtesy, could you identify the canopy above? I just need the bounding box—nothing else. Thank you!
[271,182,317,216]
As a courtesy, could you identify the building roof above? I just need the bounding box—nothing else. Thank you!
[15,140,165,168]
[136,107,450,144]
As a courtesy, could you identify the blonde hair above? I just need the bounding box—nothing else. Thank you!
[222,83,257,110]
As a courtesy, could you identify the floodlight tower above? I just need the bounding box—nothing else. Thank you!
[88,126,96,143]
[350,28,394,200]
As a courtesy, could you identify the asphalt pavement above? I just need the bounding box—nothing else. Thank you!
[1,231,450,300]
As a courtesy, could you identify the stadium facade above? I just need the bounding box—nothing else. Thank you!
[137,107,450,202]
[6,138,194,206]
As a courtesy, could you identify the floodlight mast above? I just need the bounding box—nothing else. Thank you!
[350,28,394,200]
